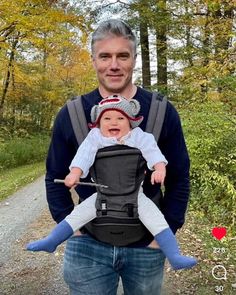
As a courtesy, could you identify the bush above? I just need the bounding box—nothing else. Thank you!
[179,100,236,234]
[0,134,50,171]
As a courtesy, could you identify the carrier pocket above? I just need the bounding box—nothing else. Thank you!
[85,217,147,246]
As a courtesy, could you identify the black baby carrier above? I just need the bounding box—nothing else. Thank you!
[67,93,167,246]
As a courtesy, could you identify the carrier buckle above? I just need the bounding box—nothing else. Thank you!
[101,200,107,215]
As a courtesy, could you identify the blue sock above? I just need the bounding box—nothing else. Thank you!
[154,228,197,270]
[26,220,73,253]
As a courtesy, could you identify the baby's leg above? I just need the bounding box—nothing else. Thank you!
[65,193,97,231]
[138,192,168,235]
[26,193,97,253]
[138,193,197,270]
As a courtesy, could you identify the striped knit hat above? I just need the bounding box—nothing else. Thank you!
[89,95,143,128]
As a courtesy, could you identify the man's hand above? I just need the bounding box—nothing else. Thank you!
[147,240,160,249]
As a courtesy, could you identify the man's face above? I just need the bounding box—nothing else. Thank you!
[92,36,136,95]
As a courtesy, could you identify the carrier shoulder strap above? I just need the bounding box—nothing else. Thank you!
[67,96,89,146]
[146,92,167,143]
[67,92,167,145]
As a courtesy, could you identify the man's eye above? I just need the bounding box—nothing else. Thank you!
[100,55,109,60]
[119,54,129,60]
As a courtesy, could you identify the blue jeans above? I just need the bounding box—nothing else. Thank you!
[63,234,165,295]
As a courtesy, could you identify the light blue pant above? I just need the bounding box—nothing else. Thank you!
[63,234,165,295]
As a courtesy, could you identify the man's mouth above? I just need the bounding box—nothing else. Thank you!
[107,74,123,78]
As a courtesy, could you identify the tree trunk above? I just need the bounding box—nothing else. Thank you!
[156,0,167,93]
[183,0,194,67]
[0,37,18,119]
[139,19,151,90]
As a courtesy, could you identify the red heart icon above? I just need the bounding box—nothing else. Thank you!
[212,227,227,240]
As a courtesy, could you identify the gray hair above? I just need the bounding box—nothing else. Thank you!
[91,19,137,56]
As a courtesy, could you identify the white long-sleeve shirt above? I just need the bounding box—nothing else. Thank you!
[70,127,167,178]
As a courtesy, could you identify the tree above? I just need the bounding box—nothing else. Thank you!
[155,0,168,93]
[138,6,151,89]
[0,0,95,132]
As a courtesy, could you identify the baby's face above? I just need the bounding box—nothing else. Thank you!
[99,110,131,140]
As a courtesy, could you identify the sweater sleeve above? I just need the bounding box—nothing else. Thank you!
[45,106,79,223]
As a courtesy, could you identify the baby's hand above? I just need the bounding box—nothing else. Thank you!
[151,163,166,185]
[64,173,80,188]
[64,167,82,187]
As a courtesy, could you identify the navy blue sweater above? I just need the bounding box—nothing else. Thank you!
[45,87,190,244]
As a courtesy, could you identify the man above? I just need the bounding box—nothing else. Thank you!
[45,19,190,294]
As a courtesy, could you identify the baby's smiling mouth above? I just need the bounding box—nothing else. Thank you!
[109,128,120,136]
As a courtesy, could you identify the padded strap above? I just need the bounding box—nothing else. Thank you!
[146,92,167,142]
[67,96,89,146]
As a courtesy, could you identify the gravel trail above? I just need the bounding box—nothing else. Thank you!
[0,176,46,263]
[0,176,70,295]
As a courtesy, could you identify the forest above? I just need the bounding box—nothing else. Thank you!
[0,0,235,235]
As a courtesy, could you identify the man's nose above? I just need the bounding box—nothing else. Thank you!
[110,57,119,69]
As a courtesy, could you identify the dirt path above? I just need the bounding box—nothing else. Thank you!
[0,176,69,294]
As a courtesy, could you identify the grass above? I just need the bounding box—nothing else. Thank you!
[0,135,49,170]
[0,162,45,201]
